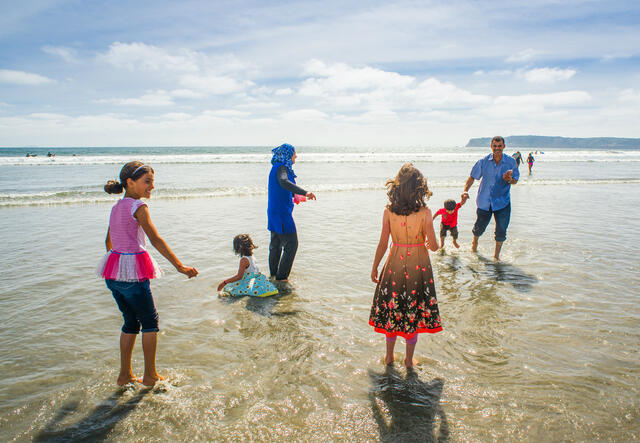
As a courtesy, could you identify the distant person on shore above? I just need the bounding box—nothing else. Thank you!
[462,136,519,261]
[97,161,198,386]
[432,195,468,249]
[217,234,279,297]
[527,152,535,175]
[512,151,523,166]
[267,143,316,283]
[370,163,441,369]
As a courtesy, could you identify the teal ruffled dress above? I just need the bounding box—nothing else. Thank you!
[223,256,279,297]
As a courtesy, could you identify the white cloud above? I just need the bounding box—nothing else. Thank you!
[179,74,250,95]
[299,60,489,110]
[280,109,328,121]
[301,59,414,94]
[275,88,293,96]
[618,88,640,103]
[495,91,591,106]
[0,69,53,85]
[522,67,576,83]
[98,42,200,72]
[95,90,174,106]
[170,88,204,99]
[506,49,541,63]
[203,109,251,117]
[42,45,79,63]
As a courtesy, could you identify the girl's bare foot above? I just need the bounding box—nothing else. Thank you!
[117,373,142,386]
[384,354,395,365]
[142,372,165,387]
[404,357,419,369]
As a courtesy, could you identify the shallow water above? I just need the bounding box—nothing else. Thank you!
[1,147,639,441]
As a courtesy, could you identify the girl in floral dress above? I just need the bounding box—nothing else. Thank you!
[369,163,441,368]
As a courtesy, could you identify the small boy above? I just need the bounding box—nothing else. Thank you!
[432,196,468,249]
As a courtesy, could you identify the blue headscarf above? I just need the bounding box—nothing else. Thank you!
[271,143,296,178]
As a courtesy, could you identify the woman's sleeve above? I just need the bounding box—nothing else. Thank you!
[277,165,307,195]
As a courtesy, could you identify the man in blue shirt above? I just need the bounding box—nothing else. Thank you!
[462,136,519,260]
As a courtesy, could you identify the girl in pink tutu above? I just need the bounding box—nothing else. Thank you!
[97,161,198,386]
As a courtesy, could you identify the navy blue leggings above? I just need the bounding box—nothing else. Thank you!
[106,279,159,334]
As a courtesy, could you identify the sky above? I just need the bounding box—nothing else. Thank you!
[0,0,639,147]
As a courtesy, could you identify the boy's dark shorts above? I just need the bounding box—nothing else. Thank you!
[440,223,458,239]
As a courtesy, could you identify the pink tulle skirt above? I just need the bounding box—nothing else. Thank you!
[96,250,163,282]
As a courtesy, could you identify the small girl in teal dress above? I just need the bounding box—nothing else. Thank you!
[217,234,279,297]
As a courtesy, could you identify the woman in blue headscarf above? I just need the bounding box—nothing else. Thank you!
[267,143,316,281]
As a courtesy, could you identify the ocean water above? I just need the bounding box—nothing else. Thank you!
[0,146,638,441]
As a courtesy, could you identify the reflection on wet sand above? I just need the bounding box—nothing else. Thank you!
[369,366,449,442]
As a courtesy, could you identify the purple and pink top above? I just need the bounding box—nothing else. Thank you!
[96,197,163,282]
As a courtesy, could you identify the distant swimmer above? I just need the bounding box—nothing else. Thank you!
[512,151,523,167]
[47,151,55,157]
[527,152,535,175]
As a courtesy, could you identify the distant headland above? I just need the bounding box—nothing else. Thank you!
[466,135,640,149]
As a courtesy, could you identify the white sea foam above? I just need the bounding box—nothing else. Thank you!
[2,178,638,207]
[2,149,640,166]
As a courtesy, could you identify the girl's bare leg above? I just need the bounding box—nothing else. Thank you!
[385,338,396,365]
[404,341,418,368]
[142,332,165,386]
[118,332,141,385]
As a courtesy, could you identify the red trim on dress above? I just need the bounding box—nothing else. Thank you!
[369,320,442,337]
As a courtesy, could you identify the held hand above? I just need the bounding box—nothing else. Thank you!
[461,191,469,201]
[178,265,198,278]
[306,192,316,200]
[217,281,226,291]
[371,268,379,283]
[502,170,513,182]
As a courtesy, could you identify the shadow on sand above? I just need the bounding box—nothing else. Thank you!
[219,281,299,317]
[369,366,449,443]
[34,388,149,442]
[475,255,539,292]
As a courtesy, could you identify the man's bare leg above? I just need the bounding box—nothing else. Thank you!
[494,241,503,261]
[471,236,479,252]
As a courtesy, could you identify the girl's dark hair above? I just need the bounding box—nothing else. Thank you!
[104,161,154,194]
[233,234,257,256]
[386,163,432,216]
[444,199,457,211]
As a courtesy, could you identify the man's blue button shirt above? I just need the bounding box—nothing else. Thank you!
[470,153,519,211]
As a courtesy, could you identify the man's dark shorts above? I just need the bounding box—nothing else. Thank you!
[472,204,511,242]
[440,223,458,239]
[106,279,159,334]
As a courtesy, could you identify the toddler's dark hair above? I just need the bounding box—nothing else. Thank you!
[104,161,154,194]
[233,234,257,256]
[444,199,457,211]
